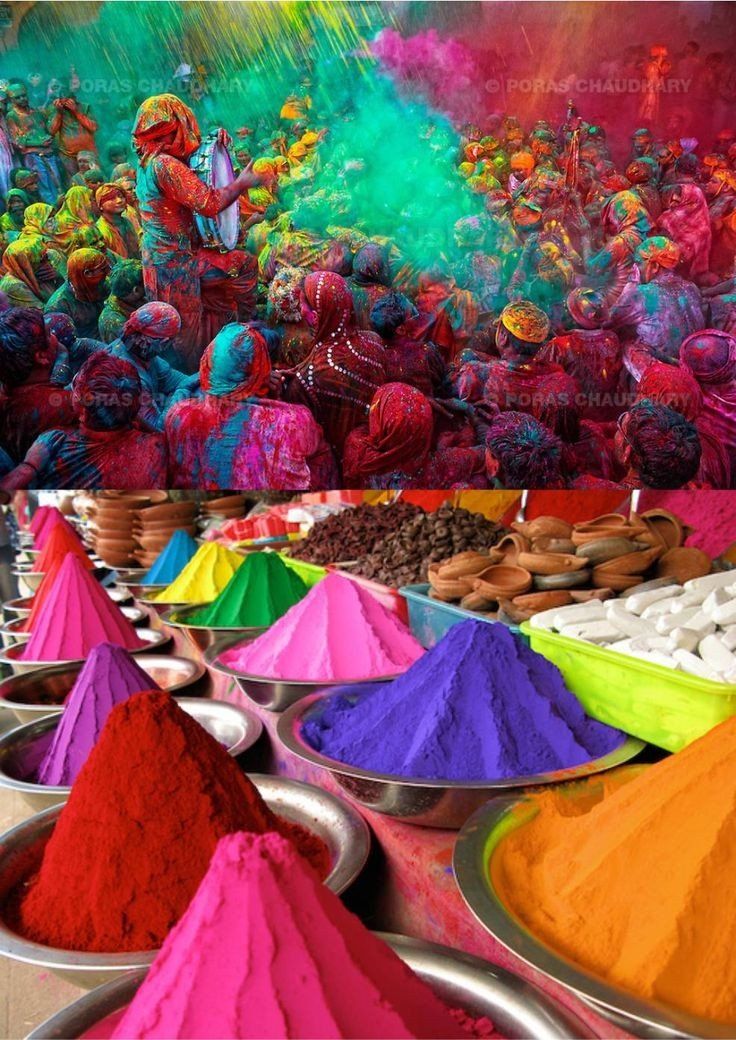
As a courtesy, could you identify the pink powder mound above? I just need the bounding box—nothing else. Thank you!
[21,555,145,661]
[219,573,423,681]
[29,506,56,537]
[111,831,468,1040]
[34,512,81,552]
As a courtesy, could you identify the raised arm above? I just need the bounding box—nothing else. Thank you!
[153,155,266,218]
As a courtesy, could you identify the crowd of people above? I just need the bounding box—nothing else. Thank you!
[0,46,735,491]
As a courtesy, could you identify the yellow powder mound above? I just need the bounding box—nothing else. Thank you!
[154,543,245,603]
[493,716,736,1024]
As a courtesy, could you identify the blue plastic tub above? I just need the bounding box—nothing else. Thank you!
[398,584,526,649]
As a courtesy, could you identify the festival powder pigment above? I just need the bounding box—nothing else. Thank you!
[108,832,497,1040]
[153,542,245,603]
[37,644,161,787]
[304,620,624,780]
[21,555,145,661]
[10,691,329,952]
[34,523,93,573]
[493,715,736,1023]
[29,506,53,537]
[143,530,198,586]
[219,573,424,681]
[188,551,308,629]
[19,554,65,632]
[33,509,77,549]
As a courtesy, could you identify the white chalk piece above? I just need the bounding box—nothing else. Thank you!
[641,596,687,619]
[667,627,700,653]
[684,571,736,595]
[672,648,721,681]
[625,584,682,615]
[702,587,730,618]
[712,600,736,628]
[606,602,657,638]
[699,634,736,675]
[655,608,699,635]
[551,603,607,631]
[721,626,736,652]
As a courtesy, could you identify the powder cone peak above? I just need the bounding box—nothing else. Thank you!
[34,511,80,551]
[37,644,161,787]
[29,506,54,536]
[34,523,91,574]
[21,554,144,660]
[113,830,465,1039]
[143,530,199,586]
[220,572,423,681]
[304,619,623,780]
[189,551,308,628]
[154,542,244,603]
[495,714,736,1023]
[13,691,329,951]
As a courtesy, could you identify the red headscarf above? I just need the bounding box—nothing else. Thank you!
[123,301,181,340]
[199,323,271,401]
[66,248,111,303]
[133,94,201,164]
[636,362,703,421]
[343,382,433,483]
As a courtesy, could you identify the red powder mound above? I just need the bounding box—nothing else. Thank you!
[10,690,329,952]
[29,506,54,536]
[34,511,80,550]
[19,555,64,633]
[34,524,92,574]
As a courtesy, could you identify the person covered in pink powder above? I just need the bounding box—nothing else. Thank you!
[165,322,336,490]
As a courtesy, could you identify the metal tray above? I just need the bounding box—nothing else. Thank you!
[0,698,264,810]
[3,586,132,622]
[160,605,266,654]
[0,629,172,675]
[134,591,206,617]
[0,775,369,988]
[278,692,645,829]
[205,635,399,713]
[453,769,733,1039]
[0,655,206,725]
[11,566,111,595]
[27,932,590,1039]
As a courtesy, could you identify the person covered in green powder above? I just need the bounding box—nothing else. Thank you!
[98,260,145,343]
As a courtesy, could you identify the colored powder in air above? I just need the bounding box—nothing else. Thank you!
[111,831,473,1040]
[153,542,244,604]
[37,644,161,787]
[188,552,308,629]
[493,715,736,1024]
[142,530,199,586]
[10,691,330,952]
[34,511,80,551]
[220,573,423,681]
[34,523,92,573]
[303,621,624,780]
[21,555,144,661]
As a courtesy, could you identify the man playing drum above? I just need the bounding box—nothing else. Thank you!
[133,93,269,372]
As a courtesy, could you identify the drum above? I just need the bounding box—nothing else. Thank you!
[189,131,239,252]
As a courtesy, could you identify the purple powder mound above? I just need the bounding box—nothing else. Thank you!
[302,620,625,781]
[37,643,161,787]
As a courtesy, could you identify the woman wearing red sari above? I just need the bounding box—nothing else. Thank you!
[680,329,736,484]
[655,182,712,280]
[132,94,264,372]
[283,271,386,454]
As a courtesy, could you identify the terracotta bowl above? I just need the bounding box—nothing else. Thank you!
[516,552,588,576]
[96,551,137,569]
[533,570,590,591]
[511,590,573,612]
[95,536,137,553]
[592,570,643,592]
[89,518,133,536]
[575,537,642,566]
[657,547,712,583]
[530,537,576,555]
[134,521,197,537]
[473,565,532,600]
[594,545,662,576]
[639,509,685,551]
[512,516,572,540]
[137,501,197,522]
[202,495,248,512]
[494,534,530,565]
[136,533,176,553]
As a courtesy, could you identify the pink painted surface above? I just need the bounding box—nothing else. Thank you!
[638,491,736,557]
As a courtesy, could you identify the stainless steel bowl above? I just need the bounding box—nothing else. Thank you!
[27,932,590,1040]
[134,592,206,617]
[3,586,132,624]
[205,635,400,713]
[111,569,148,586]
[160,605,266,654]
[0,654,207,725]
[10,566,111,595]
[0,699,264,810]
[0,629,172,675]
[0,618,29,649]
[277,691,646,829]
[0,776,369,988]
[120,605,146,627]
[453,768,732,1039]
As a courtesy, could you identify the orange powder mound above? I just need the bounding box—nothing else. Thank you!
[493,717,736,1025]
[34,524,92,573]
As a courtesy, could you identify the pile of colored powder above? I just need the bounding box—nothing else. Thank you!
[219,573,424,681]
[153,542,244,603]
[29,505,53,537]
[34,511,80,551]
[21,555,144,661]
[142,530,198,586]
[111,832,497,1040]
[10,691,330,952]
[19,555,65,632]
[493,716,736,1024]
[303,620,624,780]
[188,552,308,629]
[35,524,92,573]
[37,644,160,787]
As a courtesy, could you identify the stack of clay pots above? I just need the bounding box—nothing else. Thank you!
[88,492,167,569]
[200,495,249,521]
[427,509,712,624]
[133,500,199,569]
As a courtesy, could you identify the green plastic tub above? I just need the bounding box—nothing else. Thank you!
[278,555,327,589]
[521,621,736,752]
